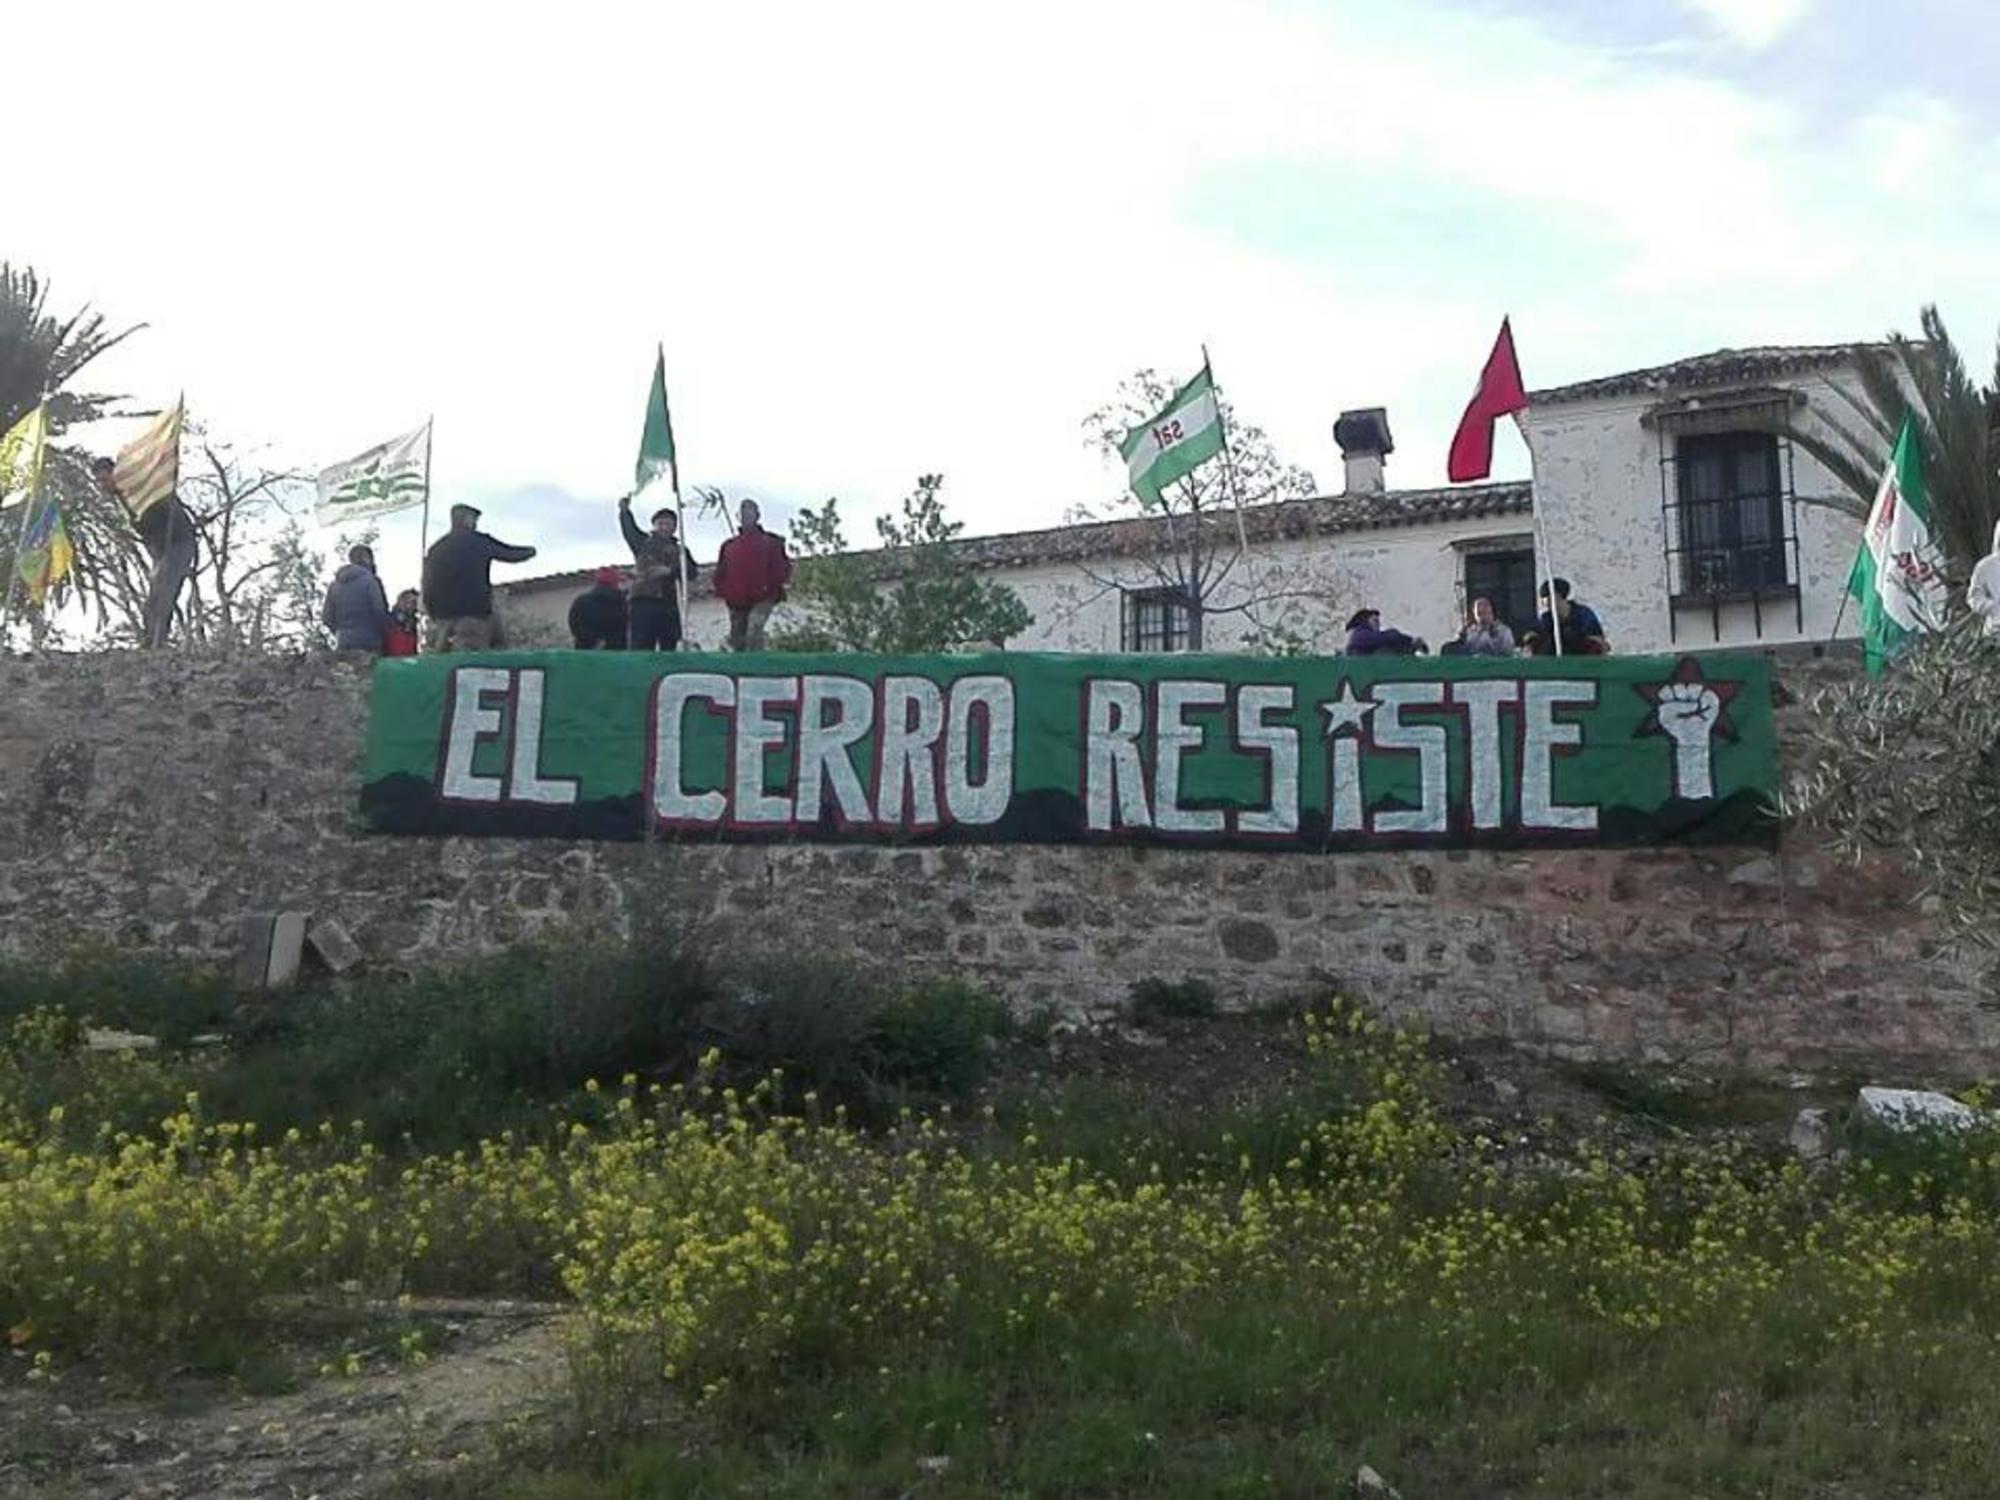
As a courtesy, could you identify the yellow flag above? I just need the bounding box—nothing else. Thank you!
[0,406,47,511]
[16,495,73,604]
[112,396,183,518]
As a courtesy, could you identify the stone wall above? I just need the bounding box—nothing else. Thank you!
[0,651,1990,1075]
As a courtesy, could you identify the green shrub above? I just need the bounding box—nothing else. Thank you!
[694,953,885,1108]
[0,1008,201,1146]
[870,979,1011,1100]
[0,945,235,1043]
[0,931,1011,1150]
[209,924,719,1147]
[694,961,1010,1116]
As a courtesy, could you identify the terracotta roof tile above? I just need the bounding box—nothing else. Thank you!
[1529,344,1870,405]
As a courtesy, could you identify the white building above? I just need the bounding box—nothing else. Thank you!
[497,342,1870,657]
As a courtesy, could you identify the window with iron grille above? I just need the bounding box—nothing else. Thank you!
[1674,431,1790,595]
[1121,585,1193,652]
[1462,548,1539,639]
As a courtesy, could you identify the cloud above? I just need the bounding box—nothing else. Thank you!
[1856,95,1962,195]
[14,0,1996,580]
[1680,0,1812,47]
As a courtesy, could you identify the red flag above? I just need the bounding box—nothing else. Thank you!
[1447,318,1528,483]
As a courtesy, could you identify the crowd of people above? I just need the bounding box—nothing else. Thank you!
[1344,578,1610,659]
[320,494,794,656]
[327,487,1617,664]
[327,492,1611,663]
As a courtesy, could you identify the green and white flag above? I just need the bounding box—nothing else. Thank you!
[1120,363,1222,506]
[316,420,431,524]
[1849,415,1948,675]
[636,347,676,492]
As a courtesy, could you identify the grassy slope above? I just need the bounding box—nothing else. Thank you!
[8,944,2000,1498]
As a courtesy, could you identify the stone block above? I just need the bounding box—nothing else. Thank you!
[1726,855,1782,888]
[1219,918,1281,963]
[1856,1086,1983,1133]
[306,916,364,974]
[267,911,309,988]
[1789,1108,1836,1162]
[234,912,276,991]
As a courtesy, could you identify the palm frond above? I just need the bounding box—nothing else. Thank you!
[0,262,142,433]
[1772,307,2000,581]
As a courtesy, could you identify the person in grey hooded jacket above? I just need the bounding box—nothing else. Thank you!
[322,545,393,652]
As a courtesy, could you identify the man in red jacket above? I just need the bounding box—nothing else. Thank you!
[713,498,792,651]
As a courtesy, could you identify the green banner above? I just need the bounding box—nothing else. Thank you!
[360,650,1777,849]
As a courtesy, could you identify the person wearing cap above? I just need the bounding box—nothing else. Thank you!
[617,495,697,651]
[421,502,537,652]
[1344,607,1427,656]
[569,567,630,650]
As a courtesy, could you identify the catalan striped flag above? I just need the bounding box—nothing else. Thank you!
[112,396,184,518]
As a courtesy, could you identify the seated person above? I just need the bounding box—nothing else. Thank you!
[1456,595,1516,657]
[1523,577,1609,655]
[1345,607,1427,656]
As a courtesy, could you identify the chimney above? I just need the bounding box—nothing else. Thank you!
[1334,407,1394,495]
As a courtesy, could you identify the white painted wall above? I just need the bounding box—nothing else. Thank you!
[495,511,1533,656]
[1521,368,1867,655]
[495,361,1873,659]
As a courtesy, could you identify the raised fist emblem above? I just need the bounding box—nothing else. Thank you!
[1636,659,1740,801]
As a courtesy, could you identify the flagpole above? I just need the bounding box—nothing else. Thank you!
[1203,344,1267,653]
[0,483,28,645]
[0,484,31,644]
[417,415,434,609]
[1512,411,1562,657]
[1824,587,1851,649]
[662,343,689,648]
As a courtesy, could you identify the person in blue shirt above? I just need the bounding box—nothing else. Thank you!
[1525,577,1609,656]
[1345,608,1428,656]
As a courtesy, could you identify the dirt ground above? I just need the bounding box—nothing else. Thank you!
[986,1009,1830,1162]
[0,1301,567,1500]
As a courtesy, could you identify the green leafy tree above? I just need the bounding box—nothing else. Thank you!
[771,474,1032,653]
[1081,369,1316,649]
[1759,306,2000,580]
[1787,618,2000,946]
[0,264,146,638]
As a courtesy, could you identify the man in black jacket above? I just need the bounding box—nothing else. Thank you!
[421,504,537,652]
[617,495,696,650]
[93,456,197,649]
[569,568,629,649]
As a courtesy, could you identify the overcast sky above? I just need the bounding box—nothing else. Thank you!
[14,0,1999,589]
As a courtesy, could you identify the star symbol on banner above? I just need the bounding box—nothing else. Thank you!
[1633,655,1740,743]
[1319,679,1378,739]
